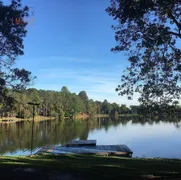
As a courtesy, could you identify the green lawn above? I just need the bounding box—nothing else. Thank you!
[0,154,181,179]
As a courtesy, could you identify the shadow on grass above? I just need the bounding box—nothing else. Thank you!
[0,155,181,179]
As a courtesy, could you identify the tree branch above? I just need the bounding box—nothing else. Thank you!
[168,12,181,35]
[168,31,181,38]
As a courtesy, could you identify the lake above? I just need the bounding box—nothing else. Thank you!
[1,117,181,158]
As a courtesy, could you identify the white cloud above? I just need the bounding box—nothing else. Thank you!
[34,67,140,106]
[18,55,139,106]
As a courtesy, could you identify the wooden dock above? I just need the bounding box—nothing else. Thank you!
[36,140,133,157]
[66,140,96,147]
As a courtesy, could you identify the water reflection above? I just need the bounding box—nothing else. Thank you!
[1,116,181,157]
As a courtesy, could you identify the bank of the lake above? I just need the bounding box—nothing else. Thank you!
[0,116,56,124]
[1,154,181,179]
[73,113,110,119]
[0,114,121,124]
[73,113,137,120]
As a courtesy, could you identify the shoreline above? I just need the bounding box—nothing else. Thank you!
[0,116,56,124]
[0,114,137,124]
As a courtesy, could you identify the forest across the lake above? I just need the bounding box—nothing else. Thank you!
[1,85,181,122]
[0,86,131,121]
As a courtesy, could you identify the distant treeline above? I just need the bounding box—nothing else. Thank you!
[1,86,180,120]
[130,103,181,117]
[0,86,131,119]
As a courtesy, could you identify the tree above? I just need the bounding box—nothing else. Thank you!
[119,104,130,114]
[68,93,82,116]
[130,105,139,115]
[27,88,41,103]
[60,86,71,116]
[78,91,89,113]
[87,99,97,116]
[78,91,88,102]
[12,90,30,118]
[61,86,70,94]
[101,99,112,114]
[0,89,17,117]
[110,103,119,115]
[0,0,34,90]
[106,0,181,106]
[95,101,102,114]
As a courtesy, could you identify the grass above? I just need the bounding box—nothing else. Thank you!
[0,154,181,179]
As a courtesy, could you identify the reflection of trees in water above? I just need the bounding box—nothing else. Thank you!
[79,122,89,140]
[0,118,119,154]
[131,115,181,129]
[174,122,181,129]
[0,116,181,154]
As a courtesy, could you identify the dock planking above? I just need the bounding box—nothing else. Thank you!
[65,140,96,147]
[37,143,133,157]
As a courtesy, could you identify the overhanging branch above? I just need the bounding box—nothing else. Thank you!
[168,31,181,38]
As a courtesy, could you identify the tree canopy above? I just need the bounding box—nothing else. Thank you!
[0,87,131,119]
[106,0,181,106]
[0,0,34,90]
[78,91,88,102]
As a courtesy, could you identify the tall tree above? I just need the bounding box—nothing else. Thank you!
[61,86,70,94]
[106,0,181,106]
[60,86,71,116]
[78,91,88,102]
[87,99,97,115]
[78,91,89,113]
[0,0,34,90]
[0,89,16,117]
[27,88,41,103]
[101,99,112,114]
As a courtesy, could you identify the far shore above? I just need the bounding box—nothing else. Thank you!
[73,113,110,120]
[73,113,137,120]
[0,116,56,124]
[0,113,137,124]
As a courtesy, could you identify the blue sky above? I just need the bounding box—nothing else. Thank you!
[8,0,139,106]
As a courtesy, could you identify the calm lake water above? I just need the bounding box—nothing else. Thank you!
[2,117,181,158]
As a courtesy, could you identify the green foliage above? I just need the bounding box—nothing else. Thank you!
[101,100,112,114]
[0,1,35,119]
[0,0,35,91]
[107,0,181,106]
[87,99,97,116]
[58,109,65,121]
[78,91,88,102]
[0,86,131,119]
[0,89,16,117]
[129,103,181,118]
